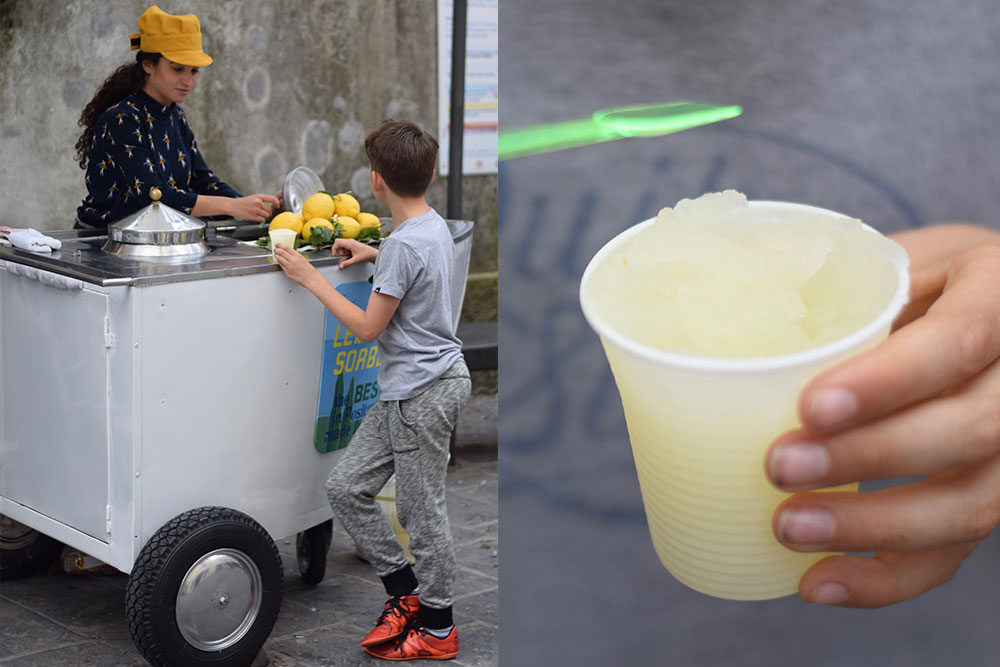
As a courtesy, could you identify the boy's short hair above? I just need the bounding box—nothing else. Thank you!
[364,120,438,198]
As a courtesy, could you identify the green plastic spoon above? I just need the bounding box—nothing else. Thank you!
[498,101,742,161]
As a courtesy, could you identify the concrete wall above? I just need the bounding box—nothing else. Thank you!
[0,0,496,278]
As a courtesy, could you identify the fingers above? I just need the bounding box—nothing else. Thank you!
[272,245,290,266]
[332,239,356,267]
[800,245,1000,433]
[768,362,1000,489]
[259,193,281,208]
[798,543,980,608]
[338,254,360,269]
[773,455,1000,553]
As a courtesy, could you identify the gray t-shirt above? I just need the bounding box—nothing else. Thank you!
[372,208,464,400]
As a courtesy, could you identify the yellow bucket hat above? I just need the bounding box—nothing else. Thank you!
[129,5,213,67]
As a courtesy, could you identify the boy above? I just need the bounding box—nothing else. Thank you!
[274,119,471,661]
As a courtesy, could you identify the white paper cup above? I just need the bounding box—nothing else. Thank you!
[579,201,910,600]
[268,228,297,252]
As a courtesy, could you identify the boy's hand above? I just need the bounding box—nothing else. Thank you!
[333,238,378,269]
[766,224,1000,608]
[273,244,320,289]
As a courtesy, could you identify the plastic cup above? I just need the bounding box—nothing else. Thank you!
[268,228,297,252]
[579,201,910,600]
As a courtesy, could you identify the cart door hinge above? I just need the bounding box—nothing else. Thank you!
[106,505,112,533]
[103,315,115,348]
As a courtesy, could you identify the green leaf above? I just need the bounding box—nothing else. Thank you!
[356,226,381,243]
[309,226,334,247]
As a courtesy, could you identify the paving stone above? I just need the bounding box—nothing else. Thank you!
[0,600,82,659]
[0,442,496,666]
[0,640,147,666]
[450,622,499,667]
[0,573,131,642]
[453,589,498,627]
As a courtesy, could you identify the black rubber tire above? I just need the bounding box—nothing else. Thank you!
[125,507,283,667]
[296,519,333,586]
[0,514,62,580]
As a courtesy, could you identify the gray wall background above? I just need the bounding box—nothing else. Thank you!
[0,0,496,277]
[500,1,1000,665]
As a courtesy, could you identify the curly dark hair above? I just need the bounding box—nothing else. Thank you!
[74,51,160,169]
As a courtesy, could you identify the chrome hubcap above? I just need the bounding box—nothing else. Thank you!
[0,515,37,550]
[175,548,262,651]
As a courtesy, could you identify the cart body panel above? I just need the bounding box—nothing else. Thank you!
[1,219,473,575]
[1,275,113,542]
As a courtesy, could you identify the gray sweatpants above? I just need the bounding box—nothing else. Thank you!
[326,360,471,610]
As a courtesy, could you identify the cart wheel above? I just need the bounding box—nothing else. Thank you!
[0,514,62,579]
[296,519,333,586]
[126,507,282,667]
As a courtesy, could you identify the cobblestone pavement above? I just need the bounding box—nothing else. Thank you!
[0,396,497,667]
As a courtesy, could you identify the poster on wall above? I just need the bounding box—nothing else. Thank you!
[437,0,499,176]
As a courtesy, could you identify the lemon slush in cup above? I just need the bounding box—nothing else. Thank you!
[579,191,909,600]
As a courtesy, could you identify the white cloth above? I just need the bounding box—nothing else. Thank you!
[3,260,84,290]
[8,228,62,253]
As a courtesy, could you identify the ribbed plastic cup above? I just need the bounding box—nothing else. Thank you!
[579,201,909,600]
[269,228,297,252]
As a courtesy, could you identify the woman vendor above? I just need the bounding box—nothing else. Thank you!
[75,5,279,229]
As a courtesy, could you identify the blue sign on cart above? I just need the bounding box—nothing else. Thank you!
[314,280,382,453]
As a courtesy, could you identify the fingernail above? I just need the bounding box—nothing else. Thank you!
[777,507,835,544]
[769,442,829,486]
[809,388,857,430]
[808,582,849,605]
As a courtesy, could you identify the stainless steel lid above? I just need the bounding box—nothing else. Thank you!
[103,187,209,259]
[282,166,325,216]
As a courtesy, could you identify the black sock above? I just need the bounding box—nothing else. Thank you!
[418,603,453,630]
[380,565,419,598]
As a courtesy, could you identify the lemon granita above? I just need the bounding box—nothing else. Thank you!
[580,193,910,600]
[585,190,907,358]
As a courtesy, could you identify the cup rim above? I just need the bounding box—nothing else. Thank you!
[579,200,911,374]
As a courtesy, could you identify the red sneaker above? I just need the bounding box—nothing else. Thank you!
[360,595,419,647]
[363,624,460,661]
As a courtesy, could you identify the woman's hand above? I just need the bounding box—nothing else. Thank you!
[273,244,320,289]
[332,238,378,269]
[229,193,281,222]
[766,224,1000,608]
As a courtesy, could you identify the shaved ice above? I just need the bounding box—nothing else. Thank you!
[585,190,908,358]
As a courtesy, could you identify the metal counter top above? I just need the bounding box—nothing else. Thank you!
[0,218,474,288]
[0,223,344,287]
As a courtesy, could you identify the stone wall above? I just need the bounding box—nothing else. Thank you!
[0,0,496,280]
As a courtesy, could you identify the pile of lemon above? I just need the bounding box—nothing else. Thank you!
[268,192,381,243]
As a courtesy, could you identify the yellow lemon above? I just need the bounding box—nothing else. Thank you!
[269,211,304,235]
[301,192,335,221]
[356,211,381,230]
[302,217,335,240]
[335,216,361,239]
[333,192,361,218]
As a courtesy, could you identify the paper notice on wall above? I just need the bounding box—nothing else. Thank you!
[437,0,499,176]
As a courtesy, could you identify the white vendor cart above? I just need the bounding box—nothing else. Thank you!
[0,200,473,666]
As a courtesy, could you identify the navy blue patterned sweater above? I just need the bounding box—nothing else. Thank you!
[76,90,241,228]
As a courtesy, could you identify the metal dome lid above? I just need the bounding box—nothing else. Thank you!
[107,187,207,246]
[282,166,325,216]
